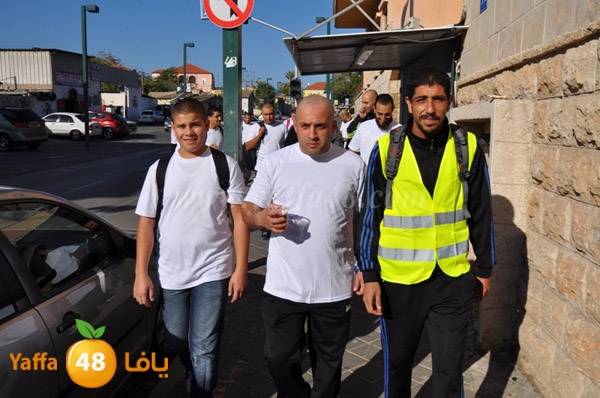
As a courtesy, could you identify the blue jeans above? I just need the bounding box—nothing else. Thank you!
[162,279,228,398]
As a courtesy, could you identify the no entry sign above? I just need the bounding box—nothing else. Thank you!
[203,0,254,29]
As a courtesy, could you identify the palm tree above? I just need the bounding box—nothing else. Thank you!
[281,70,296,96]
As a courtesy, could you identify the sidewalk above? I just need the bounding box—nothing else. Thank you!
[138,229,539,398]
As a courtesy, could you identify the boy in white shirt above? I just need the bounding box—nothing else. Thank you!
[134,98,249,397]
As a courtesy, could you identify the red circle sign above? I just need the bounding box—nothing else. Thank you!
[203,0,254,29]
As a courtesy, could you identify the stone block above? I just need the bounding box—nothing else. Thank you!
[527,188,544,235]
[524,271,545,323]
[542,191,572,245]
[573,93,600,151]
[575,0,600,26]
[493,67,537,99]
[532,100,549,143]
[494,0,512,34]
[517,315,555,393]
[566,313,600,386]
[571,202,600,265]
[563,40,598,95]
[545,0,578,42]
[489,141,531,185]
[537,53,564,99]
[530,145,559,191]
[546,97,577,147]
[584,264,600,324]
[512,0,535,21]
[493,99,534,143]
[550,345,586,397]
[555,248,587,310]
[558,146,599,205]
[492,190,529,229]
[522,3,546,50]
[583,375,600,397]
[541,286,570,346]
[527,232,557,288]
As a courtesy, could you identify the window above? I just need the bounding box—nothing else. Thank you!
[43,114,60,122]
[58,115,73,123]
[0,202,118,297]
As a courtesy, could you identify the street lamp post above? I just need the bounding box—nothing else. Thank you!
[316,16,332,103]
[266,77,272,105]
[183,42,195,98]
[81,4,99,149]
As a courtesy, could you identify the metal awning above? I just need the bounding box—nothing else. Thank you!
[283,25,467,76]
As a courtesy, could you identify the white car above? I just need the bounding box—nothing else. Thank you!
[42,112,101,141]
[138,110,165,124]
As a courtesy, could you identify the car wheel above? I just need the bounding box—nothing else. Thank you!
[102,127,114,139]
[70,130,83,141]
[0,135,13,151]
[26,143,41,150]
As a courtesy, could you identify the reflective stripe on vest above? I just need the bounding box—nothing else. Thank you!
[376,129,477,284]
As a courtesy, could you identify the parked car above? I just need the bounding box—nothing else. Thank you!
[126,119,138,133]
[138,110,165,124]
[0,187,167,397]
[164,117,172,132]
[0,108,49,151]
[88,111,131,139]
[42,112,102,141]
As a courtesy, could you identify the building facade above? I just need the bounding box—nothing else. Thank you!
[333,0,600,395]
[0,48,142,119]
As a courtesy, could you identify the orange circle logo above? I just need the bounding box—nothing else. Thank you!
[65,320,117,388]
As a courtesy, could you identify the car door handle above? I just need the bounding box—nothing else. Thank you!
[57,311,80,333]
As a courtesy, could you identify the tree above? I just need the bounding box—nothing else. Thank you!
[93,50,126,92]
[333,72,362,107]
[144,67,178,93]
[279,70,296,96]
[254,80,276,108]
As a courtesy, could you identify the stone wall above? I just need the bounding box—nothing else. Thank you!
[456,8,600,397]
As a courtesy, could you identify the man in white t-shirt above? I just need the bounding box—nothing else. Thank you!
[348,93,400,165]
[241,112,258,184]
[205,106,224,151]
[338,108,353,147]
[243,103,287,174]
[134,98,249,396]
[242,95,365,398]
[243,102,288,240]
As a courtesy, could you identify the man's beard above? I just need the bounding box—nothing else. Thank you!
[376,118,393,130]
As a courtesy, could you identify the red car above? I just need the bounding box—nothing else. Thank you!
[88,111,131,139]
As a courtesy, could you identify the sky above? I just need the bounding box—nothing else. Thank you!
[0,0,362,89]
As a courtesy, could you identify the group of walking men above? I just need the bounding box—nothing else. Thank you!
[133,66,496,398]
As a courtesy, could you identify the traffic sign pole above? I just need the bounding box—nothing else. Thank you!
[222,27,241,160]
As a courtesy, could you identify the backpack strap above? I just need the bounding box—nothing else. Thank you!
[450,124,471,219]
[385,125,408,209]
[154,152,173,254]
[209,147,230,194]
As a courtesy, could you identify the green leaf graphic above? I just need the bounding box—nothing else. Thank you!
[75,319,95,339]
[94,326,106,339]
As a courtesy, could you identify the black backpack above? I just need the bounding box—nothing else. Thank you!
[384,124,471,217]
[153,147,230,252]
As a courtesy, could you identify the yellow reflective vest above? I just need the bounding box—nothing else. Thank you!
[377,130,477,284]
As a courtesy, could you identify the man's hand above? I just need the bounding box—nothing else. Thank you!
[353,271,365,296]
[362,281,383,316]
[358,106,368,119]
[478,276,491,298]
[228,269,248,303]
[133,273,154,308]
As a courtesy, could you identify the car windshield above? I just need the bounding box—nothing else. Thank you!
[114,114,127,122]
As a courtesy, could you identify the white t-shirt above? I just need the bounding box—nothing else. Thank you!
[241,122,259,144]
[339,120,351,139]
[348,118,400,164]
[136,148,246,290]
[250,121,287,172]
[206,128,224,151]
[244,143,365,304]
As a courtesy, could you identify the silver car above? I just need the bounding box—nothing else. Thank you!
[0,187,167,397]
